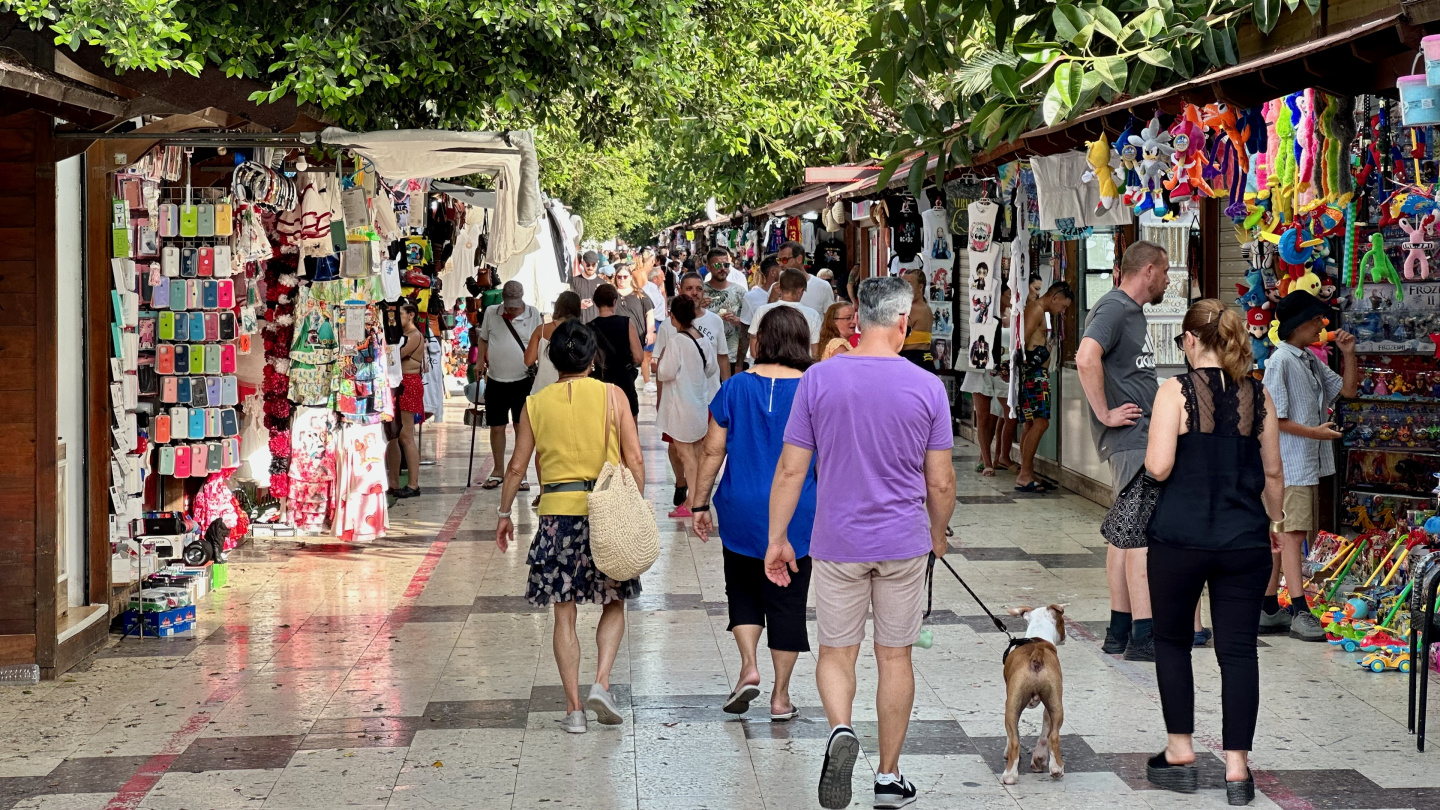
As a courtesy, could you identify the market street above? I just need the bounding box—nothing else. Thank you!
[0,396,1432,810]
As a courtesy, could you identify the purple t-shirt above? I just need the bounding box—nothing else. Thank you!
[783,355,954,563]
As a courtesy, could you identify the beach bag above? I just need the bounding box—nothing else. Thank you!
[587,390,659,581]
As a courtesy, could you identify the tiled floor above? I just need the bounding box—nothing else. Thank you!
[3,390,1440,809]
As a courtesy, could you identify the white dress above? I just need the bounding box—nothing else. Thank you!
[531,336,559,395]
[656,328,718,443]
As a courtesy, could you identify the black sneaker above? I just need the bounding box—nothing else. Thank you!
[1123,635,1156,662]
[818,725,859,810]
[874,773,918,808]
[394,486,421,499]
[1101,628,1129,654]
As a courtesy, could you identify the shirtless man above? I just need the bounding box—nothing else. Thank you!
[1015,281,1075,493]
[901,269,935,368]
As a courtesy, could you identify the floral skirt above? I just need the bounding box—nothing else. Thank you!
[525,515,642,607]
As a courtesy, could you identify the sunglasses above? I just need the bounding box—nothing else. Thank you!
[1173,332,1187,352]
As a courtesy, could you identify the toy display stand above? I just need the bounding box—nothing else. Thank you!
[1408,548,1440,750]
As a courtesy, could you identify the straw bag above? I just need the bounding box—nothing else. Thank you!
[587,389,659,581]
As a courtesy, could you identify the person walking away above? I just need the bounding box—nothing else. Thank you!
[777,239,835,313]
[657,296,720,519]
[740,254,783,355]
[690,306,818,722]
[899,269,935,368]
[1142,299,1284,804]
[1076,240,1169,662]
[572,250,605,323]
[1260,290,1358,640]
[494,321,645,734]
[476,281,542,490]
[767,276,956,809]
[817,300,857,361]
[590,283,644,418]
[654,273,730,510]
[525,291,582,396]
[748,269,823,357]
[1015,281,1074,492]
[614,265,655,369]
[386,300,426,498]
[703,247,749,370]
[642,266,668,392]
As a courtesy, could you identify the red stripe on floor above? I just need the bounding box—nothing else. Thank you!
[102,489,479,810]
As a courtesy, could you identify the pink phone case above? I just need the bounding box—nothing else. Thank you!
[204,312,220,342]
[190,443,207,473]
[161,377,177,402]
[220,344,236,373]
[217,279,234,309]
[198,247,214,276]
[173,445,191,478]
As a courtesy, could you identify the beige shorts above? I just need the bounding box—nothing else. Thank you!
[813,555,928,648]
[1279,485,1317,533]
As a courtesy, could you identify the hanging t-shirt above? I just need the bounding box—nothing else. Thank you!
[885,193,924,261]
[921,200,953,262]
[816,238,848,298]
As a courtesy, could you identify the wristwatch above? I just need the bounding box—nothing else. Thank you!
[497,507,512,518]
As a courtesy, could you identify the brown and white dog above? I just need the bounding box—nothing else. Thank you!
[1000,604,1066,785]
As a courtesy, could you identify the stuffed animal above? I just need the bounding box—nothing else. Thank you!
[1247,306,1272,369]
[1236,269,1270,310]
[1115,117,1144,207]
[1398,214,1436,280]
[1129,114,1175,216]
[1358,232,1405,301]
[1082,134,1121,212]
[1166,106,1213,203]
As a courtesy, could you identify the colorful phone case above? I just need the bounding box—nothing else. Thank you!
[188,312,206,342]
[173,445,191,477]
[198,247,214,276]
[158,445,175,474]
[161,377,177,403]
[186,280,201,310]
[216,279,234,308]
[201,280,218,310]
[220,344,236,373]
[221,437,238,468]
[188,443,207,475]
[180,248,198,278]
[179,204,198,238]
[191,344,207,374]
[158,311,175,341]
[213,245,231,278]
[206,442,222,473]
[221,375,238,406]
[173,344,189,374]
[213,203,233,237]
[206,409,221,438]
[197,204,215,238]
[157,344,175,375]
[205,345,221,375]
[188,408,205,440]
[162,246,180,277]
[220,408,239,437]
[206,377,223,405]
[158,204,177,238]
[154,415,171,444]
[170,407,188,440]
[219,312,235,341]
[150,274,170,309]
[176,376,192,405]
[202,312,217,342]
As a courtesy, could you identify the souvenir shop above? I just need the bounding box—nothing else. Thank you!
[99,126,543,637]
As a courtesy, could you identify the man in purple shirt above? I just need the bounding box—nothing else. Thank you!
[768,276,956,810]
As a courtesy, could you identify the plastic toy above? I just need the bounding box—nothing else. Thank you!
[1083,134,1122,212]
[1398,214,1436,279]
[1358,650,1411,672]
[1357,232,1405,301]
[1129,115,1176,216]
[1325,621,1369,651]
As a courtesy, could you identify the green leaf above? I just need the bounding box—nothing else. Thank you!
[1041,81,1068,126]
[949,137,972,167]
[1283,0,1300,11]
[991,63,1023,99]
[1128,60,1156,94]
[1052,61,1082,107]
[889,10,907,35]
[1253,0,1281,34]
[1304,0,1322,12]
[1221,24,1238,64]
[1052,4,1093,47]
[902,103,927,134]
[1094,55,1127,92]
[1087,4,1124,40]
[1174,40,1193,77]
[907,157,928,197]
[1138,48,1174,69]
[973,100,1007,142]
[1201,28,1220,66]
[874,153,906,192]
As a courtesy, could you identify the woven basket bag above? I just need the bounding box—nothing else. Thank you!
[587,390,659,581]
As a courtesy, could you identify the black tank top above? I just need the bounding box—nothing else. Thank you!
[1148,368,1270,551]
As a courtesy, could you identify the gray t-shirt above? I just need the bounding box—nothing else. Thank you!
[1082,288,1158,460]
[570,275,605,323]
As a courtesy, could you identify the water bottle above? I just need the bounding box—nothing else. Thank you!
[912,627,933,649]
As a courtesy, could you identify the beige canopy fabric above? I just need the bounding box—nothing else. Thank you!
[320,127,541,264]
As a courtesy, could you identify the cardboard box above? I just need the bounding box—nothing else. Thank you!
[121,606,196,635]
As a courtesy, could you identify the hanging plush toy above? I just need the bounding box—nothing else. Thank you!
[1236,268,1270,310]
[1246,307,1273,370]
[1239,238,1279,306]
[1398,214,1436,279]
[1115,117,1144,207]
[1082,134,1122,212]
[1129,114,1175,216]
[1358,232,1405,301]
[1166,106,1213,203]
[1202,102,1248,206]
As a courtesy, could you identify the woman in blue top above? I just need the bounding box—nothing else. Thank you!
[691,305,817,722]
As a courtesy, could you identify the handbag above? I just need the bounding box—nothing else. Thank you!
[1099,470,1162,549]
[501,314,539,381]
[587,390,659,581]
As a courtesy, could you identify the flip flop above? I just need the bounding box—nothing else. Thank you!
[518,480,531,491]
[981,467,996,477]
[770,707,800,722]
[481,476,502,490]
[722,683,761,715]
[1035,479,1059,492]
[1014,481,1048,494]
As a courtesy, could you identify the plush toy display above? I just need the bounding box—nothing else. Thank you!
[1398,214,1436,279]
[1247,306,1273,369]
[1166,106,1213,203]
[1115,117,1144,207]
[1082,134,1121,212]
[1129,115,1176,215]
[1358,232,1406,301]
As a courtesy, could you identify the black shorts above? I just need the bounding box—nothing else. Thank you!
[485,376,533,427]
[723,547,812,652]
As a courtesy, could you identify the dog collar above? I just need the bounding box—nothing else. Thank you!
[1002,637,1040,663]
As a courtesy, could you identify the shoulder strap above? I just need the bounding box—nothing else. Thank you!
[501,311,528,352]
[600,382,616,464]
[683,331,708,373]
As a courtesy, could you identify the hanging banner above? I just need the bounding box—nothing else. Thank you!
[966,198,1002,370]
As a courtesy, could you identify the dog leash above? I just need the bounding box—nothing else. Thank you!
[924,551,1037,662]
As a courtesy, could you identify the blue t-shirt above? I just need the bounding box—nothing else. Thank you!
[710,371,816,558]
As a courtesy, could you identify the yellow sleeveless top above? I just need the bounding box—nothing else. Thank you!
[527,377,620,516]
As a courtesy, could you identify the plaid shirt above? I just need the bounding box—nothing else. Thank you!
[1262,342,1344,486]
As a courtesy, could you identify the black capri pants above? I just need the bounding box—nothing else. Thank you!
[1148,542,1272,752]
[723,547,812,652]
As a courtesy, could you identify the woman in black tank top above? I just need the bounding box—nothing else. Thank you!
[1141,299,1284,805]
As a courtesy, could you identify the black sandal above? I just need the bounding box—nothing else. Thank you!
[1145,752,1198,794]
[1227,774,1255,806]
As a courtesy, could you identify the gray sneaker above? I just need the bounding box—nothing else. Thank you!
[1289,610,1325,642]
[561,710,587,734]
[1258,608,1292,635]
[586,683,624,725]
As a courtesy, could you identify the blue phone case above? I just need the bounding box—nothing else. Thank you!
[176,377,192,404]
[202,280,218,310]
[173,344,189,374]
[220,408,239,437]
[169,280,186,311]
[206,377,223,404]
[181,248,198,278]
[188,408,205,438]
[188,312,206,342]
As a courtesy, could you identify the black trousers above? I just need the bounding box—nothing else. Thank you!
[1147,542,1272,751]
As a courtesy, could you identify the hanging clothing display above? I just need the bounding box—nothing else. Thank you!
[333,423,390,542]
[966,198,1003,371]
[885,193,925,262]
[1030,151,1133,231]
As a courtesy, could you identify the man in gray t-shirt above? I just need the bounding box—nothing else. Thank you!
[1075,240,1169,663]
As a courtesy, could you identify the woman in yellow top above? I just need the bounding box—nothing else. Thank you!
[900,268,935,368]
[496,320,646,735]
